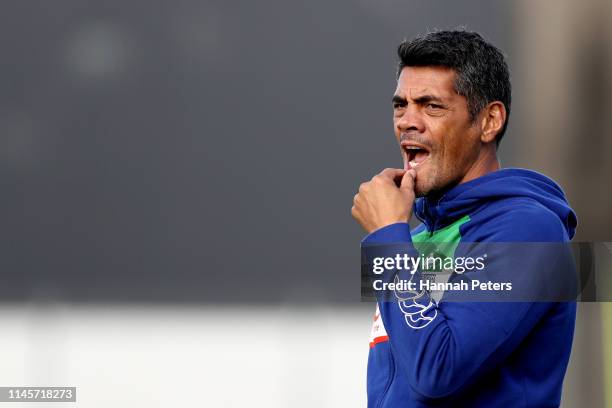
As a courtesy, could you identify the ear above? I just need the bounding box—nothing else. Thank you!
[479,101,507,144]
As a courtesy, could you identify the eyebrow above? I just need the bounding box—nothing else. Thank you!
[392,95,407,105]
[392,94,445,105]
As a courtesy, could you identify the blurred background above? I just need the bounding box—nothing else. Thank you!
[1,0,611,406]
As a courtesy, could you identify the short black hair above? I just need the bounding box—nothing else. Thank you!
[397,30,512,144]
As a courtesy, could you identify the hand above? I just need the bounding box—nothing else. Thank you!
[351,168,416,233]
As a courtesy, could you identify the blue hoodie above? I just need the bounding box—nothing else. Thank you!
[363,168,577,407]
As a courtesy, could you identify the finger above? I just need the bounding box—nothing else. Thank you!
[378,168,406,180]
[400,168,417,191]
[378,168,406,188]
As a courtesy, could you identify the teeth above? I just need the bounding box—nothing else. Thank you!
[409,160,420,168]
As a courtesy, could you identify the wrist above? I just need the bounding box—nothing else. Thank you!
[370,215,411,233]
[362,222,411,244]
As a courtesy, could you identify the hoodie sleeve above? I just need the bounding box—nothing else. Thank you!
[361,208,573,399]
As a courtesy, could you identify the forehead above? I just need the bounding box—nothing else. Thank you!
[395,66,458,99]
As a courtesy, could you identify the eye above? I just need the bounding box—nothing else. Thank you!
[426,103,443,109]
[393,102,405,109]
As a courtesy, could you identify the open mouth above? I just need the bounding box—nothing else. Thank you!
[401,142,431,169]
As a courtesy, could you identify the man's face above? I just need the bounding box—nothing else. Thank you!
[393,66,482,197]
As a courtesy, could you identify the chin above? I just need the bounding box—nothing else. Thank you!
[412,169,434,197]
[413,182,429,198]
[415,176,446,198]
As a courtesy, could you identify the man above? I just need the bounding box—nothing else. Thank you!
[352,30,577,407]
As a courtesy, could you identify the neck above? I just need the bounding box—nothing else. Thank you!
[458,146,500,185]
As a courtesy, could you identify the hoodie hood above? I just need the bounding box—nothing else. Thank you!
[414,168,577,239]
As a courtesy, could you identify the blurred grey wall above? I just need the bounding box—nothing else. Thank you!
[0,0,514,303]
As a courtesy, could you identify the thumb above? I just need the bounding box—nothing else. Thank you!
[399,168,416,192]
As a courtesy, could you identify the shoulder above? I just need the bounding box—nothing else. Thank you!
[461,197,569,242]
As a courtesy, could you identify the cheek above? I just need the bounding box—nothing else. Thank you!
[432,133,466,177]
[392,122,401,142]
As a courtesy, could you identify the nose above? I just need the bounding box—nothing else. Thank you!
[395,105,425,134]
